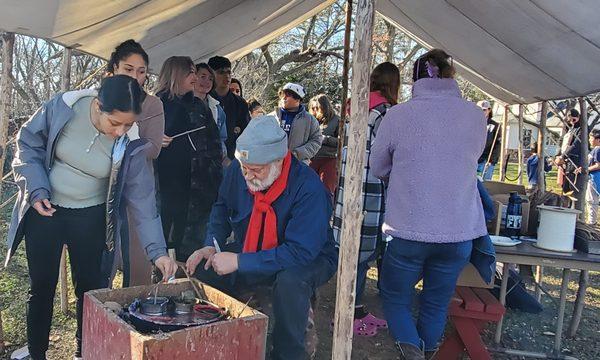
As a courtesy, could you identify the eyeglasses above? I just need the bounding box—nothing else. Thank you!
[241,164,268,177]
[216,69,232,75]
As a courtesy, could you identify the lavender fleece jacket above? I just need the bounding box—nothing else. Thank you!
[370,78,488,243]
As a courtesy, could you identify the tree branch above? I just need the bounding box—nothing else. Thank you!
[302,16,317,51]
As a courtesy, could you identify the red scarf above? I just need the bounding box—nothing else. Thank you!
[243,152,292,253]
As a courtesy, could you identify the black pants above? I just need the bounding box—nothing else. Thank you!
[160,191,189,255]
[24,204,106,359]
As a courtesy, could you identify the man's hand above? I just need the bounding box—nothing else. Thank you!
[186,246,216,274]
[575,166,583,175]
[211,252,239,276]
[554,156,565,166]
[155,256,178,281]
[162,135,174,148]
[32,199,56,217]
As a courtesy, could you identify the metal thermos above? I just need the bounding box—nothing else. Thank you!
[504,192,522,237]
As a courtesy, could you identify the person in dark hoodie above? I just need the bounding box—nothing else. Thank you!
[208,56,250,160]
[155,56,223,261]
[476,100,501,181]
[555,108,584,196]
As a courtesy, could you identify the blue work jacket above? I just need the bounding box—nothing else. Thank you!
[206,157,338,277]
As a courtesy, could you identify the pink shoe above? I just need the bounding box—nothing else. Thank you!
[354,318,378,337]
[362,313,388,329]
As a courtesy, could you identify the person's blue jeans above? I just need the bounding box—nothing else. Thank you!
[194,254,336,360]
[380,237,473,351]
[477,161,495,181]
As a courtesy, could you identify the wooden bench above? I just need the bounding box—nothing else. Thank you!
[435,286,505,360]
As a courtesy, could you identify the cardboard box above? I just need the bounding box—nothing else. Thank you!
[484,181,532,236]
[483,181,526,196]
[83,280,268,360]
[456,263,494,288]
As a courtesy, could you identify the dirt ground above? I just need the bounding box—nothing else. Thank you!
[2,223,600,359]
[314,267,600,360]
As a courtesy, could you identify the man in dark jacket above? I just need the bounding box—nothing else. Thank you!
[555,108,584,195]
[208,56,250,160]
[477,100,502,180]
[186,116,337,360]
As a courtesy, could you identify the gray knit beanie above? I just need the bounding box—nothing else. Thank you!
[235,115,288,164]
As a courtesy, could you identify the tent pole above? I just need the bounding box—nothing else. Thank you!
[0,32,15,196]
[0,32,15,352]
[59,47,72,315]
[537,101,548,195]
[576,96,589,214]
[335,0,353,203]
[518,104,524,185]
[499,105,509,181]
[568,97,589,337]
[331,0,375,359]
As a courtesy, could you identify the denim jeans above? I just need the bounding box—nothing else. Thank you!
[477,161,495,181]
[194,254,336,360]
[380,237,472,351]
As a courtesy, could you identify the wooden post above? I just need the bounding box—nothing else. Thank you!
[569,97,589,337]
[0,31,14,347]
[335,0,353,195]
[499,105,509,181]
[576,97,589,214]
[0,32,15,196]
[537,101,548,194]
[331,0,374,359]
[568,270,588,337]
[59,47,72,315]
[517,104,524,185]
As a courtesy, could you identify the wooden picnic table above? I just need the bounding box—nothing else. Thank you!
[493,241,600,359]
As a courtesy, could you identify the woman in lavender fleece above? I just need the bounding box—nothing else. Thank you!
[370,49,487,359]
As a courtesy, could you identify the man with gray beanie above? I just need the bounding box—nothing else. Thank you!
[186,115,337,360]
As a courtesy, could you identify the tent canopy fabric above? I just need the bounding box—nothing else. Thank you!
[2,0,600,104]
[1,0,335,72]
[377,0,600,104]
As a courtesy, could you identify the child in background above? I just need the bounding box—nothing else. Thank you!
[584,129,600,224]
[526,141,552,190]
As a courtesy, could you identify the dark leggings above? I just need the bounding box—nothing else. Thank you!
[24,204,106,359]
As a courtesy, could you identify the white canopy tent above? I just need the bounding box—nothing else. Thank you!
[2,1,600,359]
[1,0,336,72]
[2,0,600,104]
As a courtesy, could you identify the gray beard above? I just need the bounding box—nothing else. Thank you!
[245,163,282,192]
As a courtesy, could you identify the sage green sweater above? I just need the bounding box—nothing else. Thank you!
[48,96,115,208]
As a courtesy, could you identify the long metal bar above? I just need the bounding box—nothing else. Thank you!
[494,262,511,344]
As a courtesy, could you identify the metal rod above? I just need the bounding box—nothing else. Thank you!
[535,265,544,302]
[495,263,511,344]
[554,269,570,355]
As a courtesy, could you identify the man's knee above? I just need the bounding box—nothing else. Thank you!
[273,268,311,297]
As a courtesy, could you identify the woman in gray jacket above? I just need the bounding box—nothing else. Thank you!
[6,75,177,360]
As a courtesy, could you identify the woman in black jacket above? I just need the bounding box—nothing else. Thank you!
[155,56,223,261]
[309,94,340,195]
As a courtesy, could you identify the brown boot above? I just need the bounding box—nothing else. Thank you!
[396,342,425,360]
